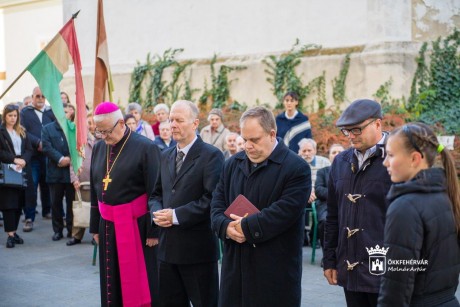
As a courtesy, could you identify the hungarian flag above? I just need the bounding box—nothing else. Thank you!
[26,14,87,173]
[93,0,114,108]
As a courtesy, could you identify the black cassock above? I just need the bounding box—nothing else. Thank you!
[90,129,161,307]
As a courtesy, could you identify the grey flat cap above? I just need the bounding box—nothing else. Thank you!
[336,99,382,127]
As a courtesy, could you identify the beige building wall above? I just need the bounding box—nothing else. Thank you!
[0,0,459,110]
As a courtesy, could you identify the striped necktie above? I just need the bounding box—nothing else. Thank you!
[175,151,185,174]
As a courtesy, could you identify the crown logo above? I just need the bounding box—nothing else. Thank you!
[366,244,389,256]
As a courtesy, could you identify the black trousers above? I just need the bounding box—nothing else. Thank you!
[318,220,325,249]
[344,289,378,307]
[1,209,21,233]
[49,183,75,234]
[158,260,218,307]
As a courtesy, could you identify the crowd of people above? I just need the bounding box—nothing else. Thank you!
[0,87,459,307]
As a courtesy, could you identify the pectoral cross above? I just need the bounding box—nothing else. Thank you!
[102,174,112,191]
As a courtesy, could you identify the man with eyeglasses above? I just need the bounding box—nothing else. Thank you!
[90,102,161,307]
[20,86,56,232]
[323,99,392,307]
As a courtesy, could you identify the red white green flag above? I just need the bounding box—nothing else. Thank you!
[26,14,87,173]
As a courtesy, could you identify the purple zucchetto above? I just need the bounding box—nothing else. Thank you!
[94,102,120,115]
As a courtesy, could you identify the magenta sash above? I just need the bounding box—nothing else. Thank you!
[99,194,151,307]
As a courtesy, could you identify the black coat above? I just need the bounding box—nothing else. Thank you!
[378,168,460,306]
[41,121,71,184]
[149,137,224,264]
[211,141,311,307]
[89,130,161,307]
[324,144,392,293]
[20,105,55,155]
[0,126,33,210]
[315,166,330,222]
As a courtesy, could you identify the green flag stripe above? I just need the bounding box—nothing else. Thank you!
[27,51,81,173]
[27,50,67,135]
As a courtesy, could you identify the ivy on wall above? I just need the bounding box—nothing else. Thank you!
[129,54,152,106]
[408,29,460,134]
[263,40,320,110]
[306,71,326,111]
[127,29,458,136]
[407,42,429,118]
[169,60,193,103]
[372,78,406,115]
[128,48,189,109]
[145,48,184,108]
[332,53,350,109]
[126,32,459,174]
[128,41,350,113]
[181,69,198,102]
[198,54,246,109]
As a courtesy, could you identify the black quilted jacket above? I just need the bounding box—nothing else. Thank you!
[378,168,460,307]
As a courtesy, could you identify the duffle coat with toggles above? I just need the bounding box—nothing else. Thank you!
[324,140,392,293]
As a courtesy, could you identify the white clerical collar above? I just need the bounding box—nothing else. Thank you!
[177,135,198,157]
[285,110,298,120]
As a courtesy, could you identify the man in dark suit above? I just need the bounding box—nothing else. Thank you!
[20,86,55,232]
[150,100,224,307]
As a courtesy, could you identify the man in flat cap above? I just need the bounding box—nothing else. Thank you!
[200,108,230,152]
[323,99,392,307]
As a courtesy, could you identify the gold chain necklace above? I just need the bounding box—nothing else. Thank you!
[102,129,132,191]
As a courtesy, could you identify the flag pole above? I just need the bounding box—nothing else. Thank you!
[108,79,113,102]
[72,10,80,19]
[0,69,28,100]
[0,10,81,101]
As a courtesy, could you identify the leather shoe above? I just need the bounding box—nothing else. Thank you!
[13,233,24,244]
[52,232,63,241]
[6,236,15,248]
[66,238,81,246]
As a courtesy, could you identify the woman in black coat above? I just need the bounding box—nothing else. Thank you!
[379,123,460,306]
[0,103,33,248]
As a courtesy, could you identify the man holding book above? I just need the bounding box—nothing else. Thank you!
[211,106,311,307]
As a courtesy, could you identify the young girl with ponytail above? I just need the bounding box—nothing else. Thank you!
[378,122,460,306]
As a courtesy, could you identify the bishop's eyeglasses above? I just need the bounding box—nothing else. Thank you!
[95,120,119,137]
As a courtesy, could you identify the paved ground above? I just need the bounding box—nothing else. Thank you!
[0,213,458,306]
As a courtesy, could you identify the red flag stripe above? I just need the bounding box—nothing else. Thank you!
[60,19,87,155]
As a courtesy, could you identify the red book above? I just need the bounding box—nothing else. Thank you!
[224,194,260,218]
